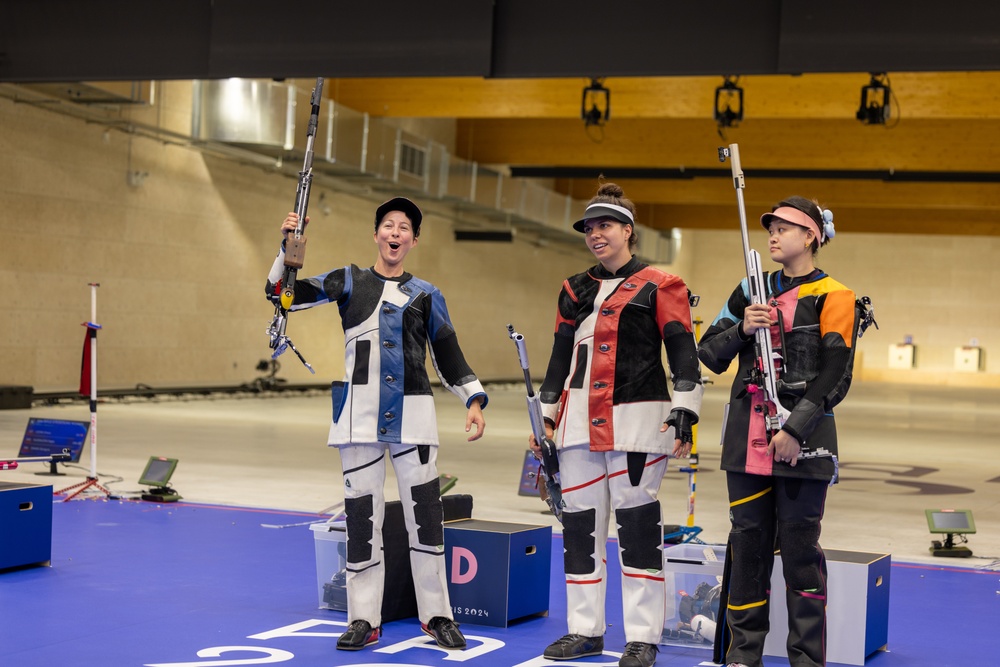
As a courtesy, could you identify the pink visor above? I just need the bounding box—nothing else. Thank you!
[760,206,822,241]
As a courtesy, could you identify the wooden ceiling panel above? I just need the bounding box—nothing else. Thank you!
[329,73,1000,120]
[326,72,1000,236]
[456,118,1000,172]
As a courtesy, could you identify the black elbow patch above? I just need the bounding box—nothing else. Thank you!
[410,478,444,547]
[556,322,576,337]
[322,270,346,300]
[562,508,597,575]
[616,502,663,571]
[345,494,375,564]
[431,333,475,385]
[673,379,699,393]
[662,321,687,339]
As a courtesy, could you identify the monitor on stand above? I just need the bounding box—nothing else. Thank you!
[926,508,976,557]
[139,456,181,502]
[17,418,90,476]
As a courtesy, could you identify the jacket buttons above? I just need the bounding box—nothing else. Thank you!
[593,381,607,389]
[383,412,395,420]
[591,418,606,426]
[383,340,395,348]
[601,308,614,316]
[383,307,395,315]
[379,427,387,434]
[599,344,610,352]
[385,375,395,383]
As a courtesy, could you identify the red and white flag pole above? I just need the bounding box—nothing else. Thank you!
[57,282,111,501]
[85,282,100,479]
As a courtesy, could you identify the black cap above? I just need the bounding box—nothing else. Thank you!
[375,197,422,232]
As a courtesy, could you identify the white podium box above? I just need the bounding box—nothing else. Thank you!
[888,344,915,369]
[764,549,890,666]
[954,346,984,372]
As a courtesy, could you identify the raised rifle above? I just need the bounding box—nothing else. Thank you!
[266,78,324,374]
[718,143,831,462]
[507,324,564,522]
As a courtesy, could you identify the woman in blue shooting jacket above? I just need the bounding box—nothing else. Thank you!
[265,197,487,653]
[698,196,862,667]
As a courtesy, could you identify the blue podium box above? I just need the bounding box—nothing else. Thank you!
[444,519,551,627]
[0,482,53,570]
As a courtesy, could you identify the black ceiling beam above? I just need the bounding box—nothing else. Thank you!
[2,1,999,82]
[491,1,780,77]
[509,166,1000,184]
[0,0,496,82]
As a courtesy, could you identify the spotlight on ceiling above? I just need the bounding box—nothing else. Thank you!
[581,78,610,127]
[714,76,743,129]
[856,72,891,125]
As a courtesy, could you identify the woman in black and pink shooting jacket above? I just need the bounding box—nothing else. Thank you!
[699,196,862,667]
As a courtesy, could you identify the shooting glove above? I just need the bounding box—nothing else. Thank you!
[665,408,698,445]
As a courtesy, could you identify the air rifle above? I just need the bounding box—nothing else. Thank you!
[267,78,324,374]
[507,324,564,522]
[718,144,830,461]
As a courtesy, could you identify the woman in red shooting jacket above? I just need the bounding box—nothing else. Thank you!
[532,182,703,667]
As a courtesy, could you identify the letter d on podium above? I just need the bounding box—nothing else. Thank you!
[451,546,478,584]
[444,519,551,627]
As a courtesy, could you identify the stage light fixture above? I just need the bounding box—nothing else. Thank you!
[714,76,743,129]
[856,72,891,125]
[581,78,610,127]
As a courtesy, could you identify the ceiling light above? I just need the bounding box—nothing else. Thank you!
[581,78,610,127]
[714,76,743,129]
[856,72,891,125]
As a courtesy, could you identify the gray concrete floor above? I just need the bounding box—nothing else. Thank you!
[3,380,998,567]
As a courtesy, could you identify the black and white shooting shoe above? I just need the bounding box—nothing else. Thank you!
[542,633,604,660]
[619,641,657,667]
[336,619,381,651]
[422,616,466,649]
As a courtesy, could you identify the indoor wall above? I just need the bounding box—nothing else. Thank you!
[3,93,999,392]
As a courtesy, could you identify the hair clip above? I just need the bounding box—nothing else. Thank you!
[820,208,835,240]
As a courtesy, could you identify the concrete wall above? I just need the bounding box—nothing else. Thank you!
[0,92,590,392]
[3,91,999,393]
[667,227,1000,386]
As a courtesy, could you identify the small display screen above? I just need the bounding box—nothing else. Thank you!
[18,418,89,462]
[139,457,178,487]
[931,512,969,529]
[926,509,976,534]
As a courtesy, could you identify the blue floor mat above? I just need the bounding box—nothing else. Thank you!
[0,499,993,667]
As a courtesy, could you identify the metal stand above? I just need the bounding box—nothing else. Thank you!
[56,283,111,501]
[57,476,114,502]
[665,311,709,545]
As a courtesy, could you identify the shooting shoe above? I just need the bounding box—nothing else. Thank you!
[336,620,380,650]
[422,616,466,649]
[619,641,657,667]
[543,634,604,660]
